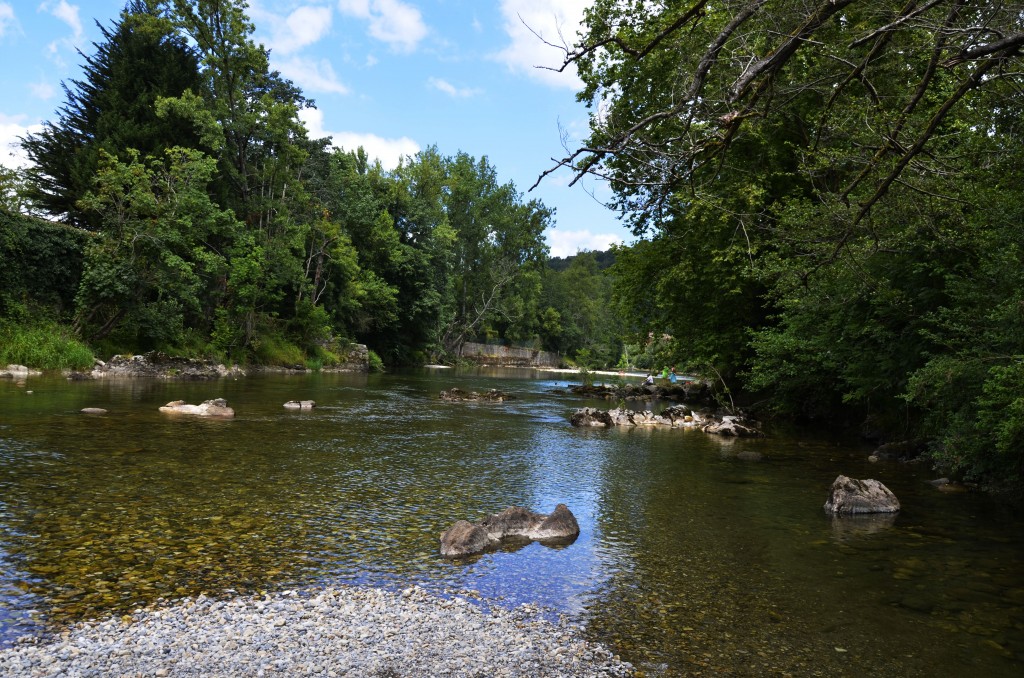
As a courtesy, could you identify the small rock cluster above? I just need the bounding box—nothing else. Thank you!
[0,586,633,677]
[570,407,762,437]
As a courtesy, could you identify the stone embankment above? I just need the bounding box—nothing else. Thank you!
[1,364,41,379]
[0,586,633,677]
[66,347,370,380]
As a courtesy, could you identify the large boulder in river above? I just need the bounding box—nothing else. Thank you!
[440,504,581,557]
[824,475,900,515]
[159,398,235,418]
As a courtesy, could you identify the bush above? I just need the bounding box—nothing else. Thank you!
[253,333,305,366]
[0,319,95,370]
[368,349,385,372]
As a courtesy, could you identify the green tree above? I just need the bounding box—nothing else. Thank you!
[21,0,203,229]
[75,147,234,350]
[540,251,622,367]
[168,0,312,355]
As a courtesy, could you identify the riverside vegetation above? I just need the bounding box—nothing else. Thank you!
[1,0,1022,493]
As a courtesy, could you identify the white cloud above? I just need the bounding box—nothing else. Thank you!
[264,5,333,55]
[495,0,590,89]
[299,108,418,170]
[427,77,480,99]
[29,81,55,99]
[276,56,350,95]
[0,113,42,170]
[0,3,18,39]
[545,227,623,258]
[40,0,82,39]
[338,0,427,53]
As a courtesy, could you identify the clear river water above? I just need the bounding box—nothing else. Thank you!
[0,368,1021,676]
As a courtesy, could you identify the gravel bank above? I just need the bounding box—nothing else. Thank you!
[0,586,633,677]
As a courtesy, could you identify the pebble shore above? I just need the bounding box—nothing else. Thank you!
[0,586,633,677]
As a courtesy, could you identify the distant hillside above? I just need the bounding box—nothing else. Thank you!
[547,249,616,272]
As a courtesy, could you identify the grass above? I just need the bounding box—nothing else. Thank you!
[0,319,95,371]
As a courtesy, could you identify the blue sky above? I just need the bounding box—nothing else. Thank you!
[0,0,632,257]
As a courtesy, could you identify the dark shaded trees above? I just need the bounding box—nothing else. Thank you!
[546,0,1024,484]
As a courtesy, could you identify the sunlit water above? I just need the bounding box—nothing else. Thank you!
[0,369,1021,676]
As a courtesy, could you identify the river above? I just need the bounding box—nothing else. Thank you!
[0,368,1021,676]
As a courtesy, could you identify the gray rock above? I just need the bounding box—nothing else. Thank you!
[702,416,763,437]
[80,408,108,415]
[283,400,316,410]
[1,364,41,379]
[439,520,492,557]
[440,504,581,557]
[824,475,900,514]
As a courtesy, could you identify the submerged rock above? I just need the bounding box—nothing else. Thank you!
[80,407,108,415]
[440,504,580,557]
[824,475,900,515]
[159,398,235,418]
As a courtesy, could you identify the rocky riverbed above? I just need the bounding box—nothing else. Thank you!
[0,586,633,677]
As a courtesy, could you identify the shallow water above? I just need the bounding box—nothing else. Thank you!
[0,369,1021,676]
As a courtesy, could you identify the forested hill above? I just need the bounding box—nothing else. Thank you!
[547,249,615,272]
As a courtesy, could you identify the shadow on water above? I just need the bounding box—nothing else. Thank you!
[0,369,1022,676]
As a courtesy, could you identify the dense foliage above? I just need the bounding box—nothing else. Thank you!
[10,0,556,367]
[551,0,1024,486]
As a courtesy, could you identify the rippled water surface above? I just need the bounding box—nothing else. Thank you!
[1,369,1022,676]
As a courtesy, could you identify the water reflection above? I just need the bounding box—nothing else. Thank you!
[0,371,1022,676]
[829,513,899,540]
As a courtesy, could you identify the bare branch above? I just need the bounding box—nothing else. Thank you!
[944,32,1024,66]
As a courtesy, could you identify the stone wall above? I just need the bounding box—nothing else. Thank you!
[458,342,561,368]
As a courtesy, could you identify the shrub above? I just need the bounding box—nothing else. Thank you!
[368,349,385,372]
[0,319,95,370]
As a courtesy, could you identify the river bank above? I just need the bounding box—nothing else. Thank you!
[0,585,632,677]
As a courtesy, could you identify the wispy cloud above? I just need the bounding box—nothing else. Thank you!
[494,0,588,89]
[39,0,83,63]
[427,77,481,99]
[29,81,55,99]
[40,0,82,39]
[0,2,19,40]
[300,108,418,170]
[338,0,428,53]
[276,56,350,95]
